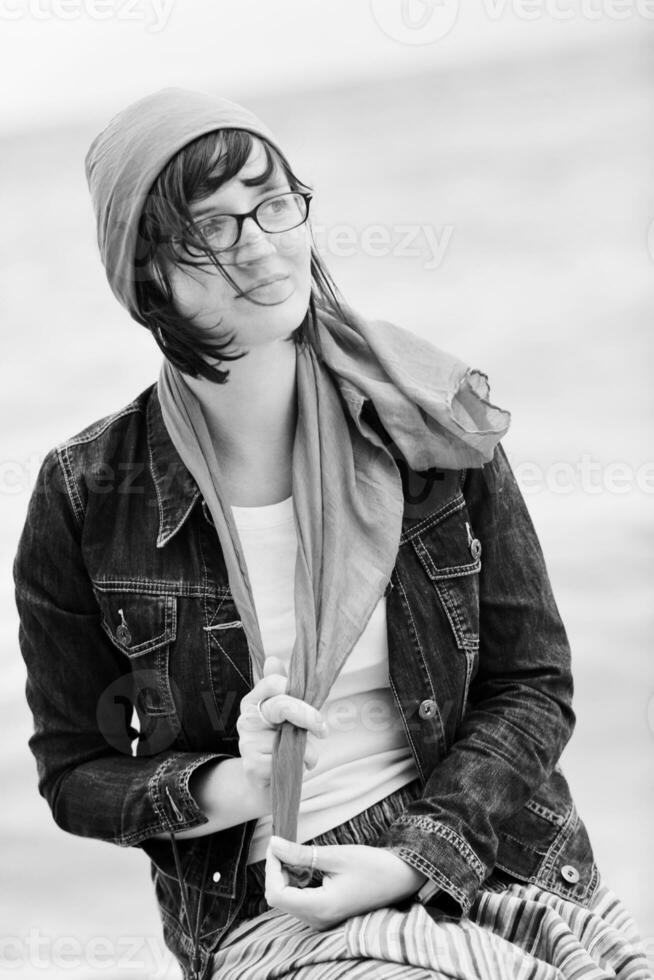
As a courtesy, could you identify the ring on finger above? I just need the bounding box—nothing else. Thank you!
[256,697,275,728]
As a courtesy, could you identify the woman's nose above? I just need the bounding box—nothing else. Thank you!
[236,215,276,259]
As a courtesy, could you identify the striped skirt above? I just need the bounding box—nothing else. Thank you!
[211,781,650,979]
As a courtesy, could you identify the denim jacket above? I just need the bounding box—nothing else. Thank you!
[14,382,600,980]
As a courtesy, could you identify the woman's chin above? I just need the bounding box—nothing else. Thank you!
[247,295,310,341]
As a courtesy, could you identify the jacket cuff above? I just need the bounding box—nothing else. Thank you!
[376,814,486,916]
[141,752,230,842]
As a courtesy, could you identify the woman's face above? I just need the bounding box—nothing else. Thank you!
[165,138,312,353]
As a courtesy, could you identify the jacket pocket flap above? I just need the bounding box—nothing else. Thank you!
[408,494,482,579]
[93,588,177,658]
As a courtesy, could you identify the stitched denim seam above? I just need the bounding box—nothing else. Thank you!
[388,673,423,783]
[142,754,222,844]
[92,578,211,597]
[177,755,224,822]
[152,757,196,830]
[537,799,576,880]
[202,541,245,738]
[400,493,465,544]
[422,558,482,581]
[56,446,85,528]
[413,535,481,581]
[523,807,602,905]
[148,424,201,548]
[201,824,248,917]
[55,404,141,450]
[158,493,199,549]
[211,588,232,628]
[206,588,250,688]
[209,633,251,689]
[150,758,178,831]
[511,861,600,907]
[524,799,566,826]
[389,845,472,914]
[394,570,445,757]
[391,814,486,881]
[147,428,168,543]
[460,649,476,722]
[395,573,435,703]
[435,578,467,643]
[98,594,177,656]
[432,579,471,652]
[100,619,174,658]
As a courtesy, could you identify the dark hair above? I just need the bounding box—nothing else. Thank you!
[134,128,350,383]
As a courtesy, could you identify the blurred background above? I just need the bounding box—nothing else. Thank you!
[1,1,653,976]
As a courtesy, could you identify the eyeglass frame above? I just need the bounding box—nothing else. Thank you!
[175,190,314,255]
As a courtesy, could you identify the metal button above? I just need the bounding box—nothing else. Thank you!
[212,871,221,884]
[115,609,132,646]
[560,864,580,884]
[469,538,482,560]
[418,699,437,720]
[116,625,131,645]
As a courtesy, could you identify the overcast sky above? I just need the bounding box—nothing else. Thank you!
[2,0,650,134]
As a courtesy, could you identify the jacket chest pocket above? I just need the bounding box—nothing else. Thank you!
[93,586,183,755]
[406,493,481,717]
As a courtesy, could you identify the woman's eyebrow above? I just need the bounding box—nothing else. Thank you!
[190,179,290,218]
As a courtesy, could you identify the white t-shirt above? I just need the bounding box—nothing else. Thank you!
[230,495,418,865]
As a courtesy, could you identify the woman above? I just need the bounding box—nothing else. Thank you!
[14,88,648,980]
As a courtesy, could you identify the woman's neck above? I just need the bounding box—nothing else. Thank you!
[183,337,298,504]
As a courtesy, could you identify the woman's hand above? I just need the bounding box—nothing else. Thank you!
[236,656,328,789]
[265,838,428,930]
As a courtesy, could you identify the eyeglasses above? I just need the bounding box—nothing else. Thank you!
[179,191,313,256]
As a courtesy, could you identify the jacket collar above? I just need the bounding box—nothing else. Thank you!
[146,383,202,548]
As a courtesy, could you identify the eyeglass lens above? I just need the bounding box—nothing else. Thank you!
[189,193,308,253]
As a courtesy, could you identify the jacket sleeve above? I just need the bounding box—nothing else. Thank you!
[13,448,230,854]
[375,442,576,915]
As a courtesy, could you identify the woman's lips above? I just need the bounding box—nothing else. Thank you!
[238,275,292,298]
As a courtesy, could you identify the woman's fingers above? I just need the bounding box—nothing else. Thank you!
[304,733,319,771]
[238,657,326,787]
[242,659,327,737]
[239,684,327,738]
[262,656,287,678]
[237,674,289,732]
[261,694,328,738]
[249,671,290,704]
[269,837,341,875]
[265,839,347,926]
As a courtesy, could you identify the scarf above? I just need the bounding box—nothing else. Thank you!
[157,300,509,843]
[85,86,511,845]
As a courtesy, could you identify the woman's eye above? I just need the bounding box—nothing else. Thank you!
[269,197,291,213]
[198,216,231,239]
